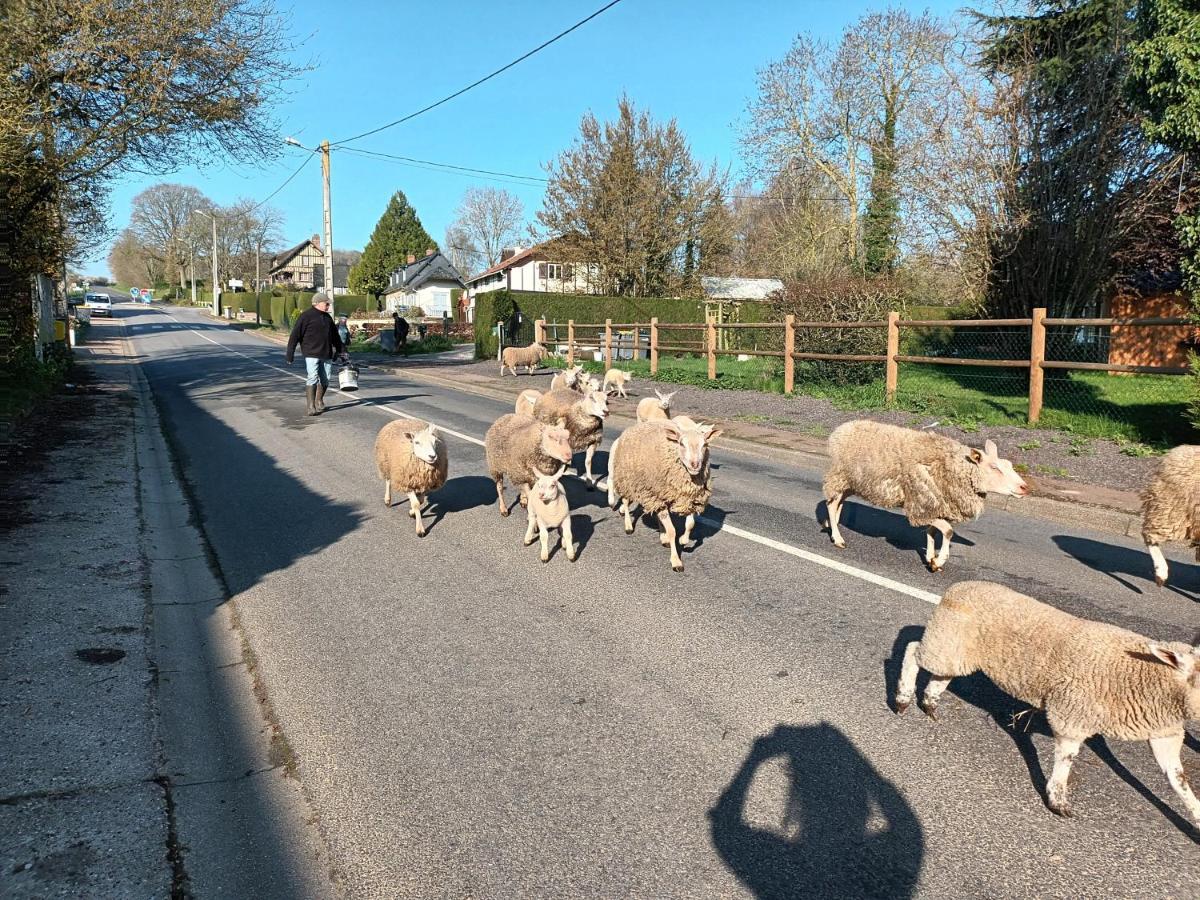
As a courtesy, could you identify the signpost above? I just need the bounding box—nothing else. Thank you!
[139,289,152,304]
[130,287,140,299]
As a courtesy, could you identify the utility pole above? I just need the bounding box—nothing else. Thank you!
[320,140,334,301]
[190,241,197,306]
[193,209,219,315]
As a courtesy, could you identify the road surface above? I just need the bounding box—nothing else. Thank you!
[117,302,1198,898]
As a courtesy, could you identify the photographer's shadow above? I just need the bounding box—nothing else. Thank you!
[710,723,924,899]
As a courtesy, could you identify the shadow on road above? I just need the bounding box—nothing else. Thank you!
[1051,534,1200,600]
[814,500,975,564]
[422,476,498,534]
[710,723,924,899]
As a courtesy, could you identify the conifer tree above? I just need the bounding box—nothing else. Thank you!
[349,191,437,299]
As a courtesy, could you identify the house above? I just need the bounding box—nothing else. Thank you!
[465,241,601,301]
[381,249,465,317]
[268,235,350,295]
[1106,270,1196,369]
[700,276,784,302]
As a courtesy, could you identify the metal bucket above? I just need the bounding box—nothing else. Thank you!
[338,365,359,392]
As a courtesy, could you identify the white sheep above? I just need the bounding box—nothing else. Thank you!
[522,466,578,563]
[500,342,548,377]
[515,389,542,417]
[532,388,609,487]
[636,388,676,423]
[823,420,1027,572]
[896,580,1200,826]
[1139,444,1200,586]
[603,368,633,398]
[550,365,584,392]
[608,419,721,572]
[373,419,448,537]
[484,414,573,517]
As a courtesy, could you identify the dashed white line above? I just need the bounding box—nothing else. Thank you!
[151,310,942,606]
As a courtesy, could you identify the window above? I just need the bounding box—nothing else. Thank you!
[545,263,562,281]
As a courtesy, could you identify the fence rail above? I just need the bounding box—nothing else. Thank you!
[522,309,1195,424]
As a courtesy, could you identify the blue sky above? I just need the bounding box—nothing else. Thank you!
[81,0,967,277]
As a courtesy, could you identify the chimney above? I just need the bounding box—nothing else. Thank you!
[407,253,416,265]
[500,246,521,262]
[311,234,321,249]
[425,247,434,257]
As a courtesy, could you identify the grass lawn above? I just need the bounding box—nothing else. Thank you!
[551,354,1193,448]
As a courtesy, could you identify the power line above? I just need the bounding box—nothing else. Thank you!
[338,146,547,185]
[331,0,626,147]
[250,154,315,213]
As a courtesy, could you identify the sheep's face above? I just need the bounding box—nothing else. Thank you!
[534,343,549,360]
[1147,643,1200,716]
[406,425,440,465]
[655,389,676,412]
[530,467,566,505]
[584,390,609,420]
[583,375,602,393]
[541,426,573,464]
[663,421,722,476]
[970,439,1028,497]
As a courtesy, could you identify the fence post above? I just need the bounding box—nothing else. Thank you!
[707,315,717,380]
[632,323,641,361]
[567,320,575,367]
[604,318,613,371]
[650,317,659,375]
[1029,307,1046,423]
[534,317,545,345]
[885,311,900,403]
[784,314,795,394]
[497,320,504,362]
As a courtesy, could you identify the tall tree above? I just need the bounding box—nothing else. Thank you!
[128,183,210,287]
[443,225,483,277]
[539,95,730,297]
[349,191,437,299]
[108,228,165,287]
[451,187,524,269]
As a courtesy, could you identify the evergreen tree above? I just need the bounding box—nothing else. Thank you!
[349,191,437,298]
[862,109,900,275]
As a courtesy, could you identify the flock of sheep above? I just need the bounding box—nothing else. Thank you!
[373,341,1200,831]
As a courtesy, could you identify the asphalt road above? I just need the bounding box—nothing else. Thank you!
[117,302,1199,899]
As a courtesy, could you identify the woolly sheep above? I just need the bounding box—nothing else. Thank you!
[515,389,542,417]
[823,420,1028,572]
[500,342,548,377]
[1140,444,1200,586]
[522,466,578,563]
[374,418,448,537]
[896,580,1200,825]
[603,368,633,398]
[484,414,573,517]
[550,365,584,392]
[608,419,722,572]
[636,389,676,423]
[532,388,609,486]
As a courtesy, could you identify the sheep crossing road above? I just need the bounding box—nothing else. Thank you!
[120,305,1198,899]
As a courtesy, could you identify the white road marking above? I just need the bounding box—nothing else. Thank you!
[152,310,942,606]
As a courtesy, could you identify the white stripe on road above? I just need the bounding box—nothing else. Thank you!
[154,311,942,606]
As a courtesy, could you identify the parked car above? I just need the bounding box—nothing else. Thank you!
[83,292,112,316]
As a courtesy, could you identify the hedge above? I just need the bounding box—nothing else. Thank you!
[473,289,767,359]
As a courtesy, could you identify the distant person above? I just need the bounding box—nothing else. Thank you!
[336,314,351,347]
[393,312,410,354]
[286,293,343,416]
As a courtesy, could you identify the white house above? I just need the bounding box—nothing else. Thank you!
[465,241,601,302]
[700,276,784,302]
[381,249,465,317]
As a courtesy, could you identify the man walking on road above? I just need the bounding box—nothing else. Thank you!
[286,293,344,416]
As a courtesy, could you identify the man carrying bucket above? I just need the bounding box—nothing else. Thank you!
[286,293,344,416]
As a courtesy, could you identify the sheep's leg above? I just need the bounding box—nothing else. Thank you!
[407,491,425,537]
[583,445,597,487]
[383,478,392,508]
[1147,542,1170,586]
[929,519,953,572]
[919,674,951,719]
[538,520,551,563]
[925,527,938,566]
[894,641,921,714]
[495,478,510,518]
[1045,734,1084,817]
[523,505,538,546]
[1150,733,1200,827]
[826,491,847,548]
[607,479,618,510]
[659,511,683,572]
[561,516,578,561]
[680,514,696,546]
[519,486,529,508]
[622,499,634,535]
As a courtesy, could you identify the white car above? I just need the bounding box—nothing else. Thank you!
[83,292,112,316]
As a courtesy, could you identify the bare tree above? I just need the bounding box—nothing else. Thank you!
[108,228,165,287]
[128,184,210,287]
[451,188,524,269]
[443,225,484,277]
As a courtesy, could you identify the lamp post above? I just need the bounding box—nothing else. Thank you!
[193,209,219,316]
[285,137,334,300]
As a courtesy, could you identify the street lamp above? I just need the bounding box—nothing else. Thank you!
[284,137,334,302]
[193,208,219,316]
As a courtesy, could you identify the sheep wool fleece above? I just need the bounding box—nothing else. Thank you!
[611,423,712,517]
[374,419,448,494]
[1140,444,1200,554]
[485,414,564,487]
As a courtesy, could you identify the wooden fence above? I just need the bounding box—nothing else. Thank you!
[523,310,1193,424]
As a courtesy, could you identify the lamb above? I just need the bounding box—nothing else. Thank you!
[636,388,677,423]
[522,467,578,563]
[373,418,448,537]
[500,342,548,377]
[515,389,542,417]
[822,420,1027,572]
[608,419,721,572]
[603,368,633,398]
[1139,444,1200,586]
[550,365,584,392]
[895,580,1200,826]
[532,388,609,486]
[484,414,573,517]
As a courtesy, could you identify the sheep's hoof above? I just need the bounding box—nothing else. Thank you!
[567,548,578,562]
[832,539,846,550]
[1155,575,1166,587]
[624,526,633,535]
[519,495,528,508]
[1047,798,1073,818]
[585,480,596,492]
[540,554,550,564]
[407,508,416,518]
[928,561,943,573]
[895,698,912,715]
[415,527,426,538]
[672,563,685,573]
[523,535,536,546]
[499,508,511,518]
[918,699,939,720]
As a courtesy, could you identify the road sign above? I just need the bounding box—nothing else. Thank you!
[139,289,151,300]
[130,287,140,299]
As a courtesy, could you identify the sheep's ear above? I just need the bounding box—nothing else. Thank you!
[661,422,681,442]
[984,439,999,459]
[967,447,984,464]
[1147,643,1193,673]
[426,424,439,438]
[704,427,723,443]
[402,431,416,441]
[553,465,566,480]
